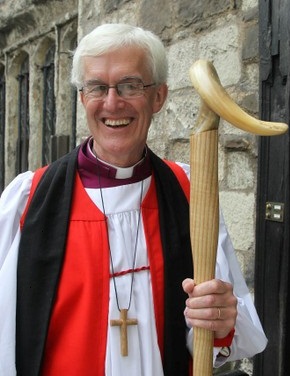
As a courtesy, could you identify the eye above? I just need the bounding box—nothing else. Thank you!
[126,82,140,90]
[90,85,107,95]
[119,81,143,96]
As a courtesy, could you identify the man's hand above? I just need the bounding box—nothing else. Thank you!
[182,278,237,339]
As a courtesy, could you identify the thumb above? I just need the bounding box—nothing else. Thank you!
[182,278,195,296]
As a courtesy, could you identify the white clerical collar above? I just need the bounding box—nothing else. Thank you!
[87,141,146,179]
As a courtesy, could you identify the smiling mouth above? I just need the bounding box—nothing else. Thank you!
[104,118,131,128]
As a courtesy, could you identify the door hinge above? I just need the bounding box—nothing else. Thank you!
[265,202,284,222]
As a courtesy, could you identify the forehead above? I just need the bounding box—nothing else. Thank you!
[82,46,152,81]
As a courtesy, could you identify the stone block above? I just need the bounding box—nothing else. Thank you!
[241,0,258,11]
[167,38,198,90]
[219,190,255,251]
[174,0,233,28]
[226,151,255,190]
[242,23,258,61]
[139,0,172,39]
[198,22,241,86]
[163,89,198,139]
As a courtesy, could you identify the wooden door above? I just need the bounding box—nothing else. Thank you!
[255,0,290,375]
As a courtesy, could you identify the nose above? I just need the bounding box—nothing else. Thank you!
[103,86,125,111]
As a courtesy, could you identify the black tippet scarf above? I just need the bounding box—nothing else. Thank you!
[16,147,193,376]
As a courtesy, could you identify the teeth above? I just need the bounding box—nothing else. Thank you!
[105,119,130,126]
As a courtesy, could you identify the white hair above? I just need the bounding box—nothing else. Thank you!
[71,23,168,88]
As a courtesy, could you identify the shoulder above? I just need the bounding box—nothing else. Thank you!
[1,171,34,210]
[163,160,190,201]
[174,162,190,179]
[163,160,190,179]
[0,171,35,264]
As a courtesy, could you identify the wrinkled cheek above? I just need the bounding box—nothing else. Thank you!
[86,108,101,128]
[84,100,101,118]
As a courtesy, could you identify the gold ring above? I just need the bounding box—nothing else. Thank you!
[217,307,221,320]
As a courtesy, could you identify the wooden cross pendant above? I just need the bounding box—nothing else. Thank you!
[110,308,138,356]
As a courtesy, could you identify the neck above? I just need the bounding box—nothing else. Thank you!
[88,143,147,179]
[92,142,145,169]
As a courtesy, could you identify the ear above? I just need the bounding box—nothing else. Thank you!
[79,90,86,106]
[152,83,168,114]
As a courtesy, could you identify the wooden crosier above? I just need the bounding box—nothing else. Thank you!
[189,60,288,376]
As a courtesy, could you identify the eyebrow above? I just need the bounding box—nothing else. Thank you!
[119,76,143,82]
[83,79,106,86]
[83,76,144,86]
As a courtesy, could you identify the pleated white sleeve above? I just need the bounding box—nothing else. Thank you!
[177,162,267,366]
[0,171,34,376]
[214,213,268,364]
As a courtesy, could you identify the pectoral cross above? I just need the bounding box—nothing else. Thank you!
[110,308,138,356]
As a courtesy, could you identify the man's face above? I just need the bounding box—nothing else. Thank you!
[80,46,168,167]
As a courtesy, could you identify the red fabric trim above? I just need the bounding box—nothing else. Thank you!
[163,160,190,201]
[110,266,150,278]
[142,175,165,360]
[214,328,235,347]
[19,166,48,230]
[41,173,110,376]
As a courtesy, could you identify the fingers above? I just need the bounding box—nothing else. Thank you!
[184,304,236,331]
[187,278,232,298]
[184,304,237,337]
[183,278,235,306]
[183,278,237,337]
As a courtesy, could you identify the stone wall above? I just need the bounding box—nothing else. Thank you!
[0,0,260,373]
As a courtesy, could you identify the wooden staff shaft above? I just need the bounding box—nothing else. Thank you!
[190,130,219,376]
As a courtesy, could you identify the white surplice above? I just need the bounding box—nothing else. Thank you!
[0,163,267,375]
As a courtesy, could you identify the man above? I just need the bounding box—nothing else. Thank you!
[0,23,267,375]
